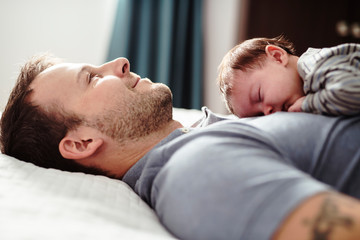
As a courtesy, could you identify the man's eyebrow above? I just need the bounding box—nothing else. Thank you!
[77,65,91,83]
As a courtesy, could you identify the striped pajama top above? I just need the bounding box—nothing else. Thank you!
[297,43,360,115]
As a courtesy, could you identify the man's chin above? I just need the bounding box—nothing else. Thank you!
[154,83,173,99]
[152,82,170,90]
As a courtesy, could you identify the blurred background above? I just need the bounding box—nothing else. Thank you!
[0,0,359,114]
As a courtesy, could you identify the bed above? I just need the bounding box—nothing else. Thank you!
[0,108,204,240]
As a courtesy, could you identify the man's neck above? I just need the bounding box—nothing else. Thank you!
[107,119,183,178]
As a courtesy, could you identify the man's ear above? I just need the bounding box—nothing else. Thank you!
[59,127,104,160]
[265,45,289,65]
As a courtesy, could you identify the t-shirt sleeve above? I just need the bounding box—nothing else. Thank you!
[151,121,330,240]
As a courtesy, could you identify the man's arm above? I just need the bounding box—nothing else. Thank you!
[273,192,360,240]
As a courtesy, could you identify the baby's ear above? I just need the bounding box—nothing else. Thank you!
[265,45,288,65]
[59,126,104,160]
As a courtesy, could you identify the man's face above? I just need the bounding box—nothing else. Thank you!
[229,57,304,117]
[30,57,173,142]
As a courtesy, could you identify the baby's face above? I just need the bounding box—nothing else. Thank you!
[229,58,304,117]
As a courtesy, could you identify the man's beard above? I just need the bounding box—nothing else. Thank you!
[89,83,173,143]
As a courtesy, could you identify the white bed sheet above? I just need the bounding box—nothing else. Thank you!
[0,108,204,240]
[0,153,176,239]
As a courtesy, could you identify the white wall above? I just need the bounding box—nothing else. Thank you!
[203,0,246,114]
[0,0,244,114]
[0,0,117,111]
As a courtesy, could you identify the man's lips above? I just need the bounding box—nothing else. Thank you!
[133,77,140,88]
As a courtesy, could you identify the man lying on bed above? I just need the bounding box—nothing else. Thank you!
[1,54,360,240]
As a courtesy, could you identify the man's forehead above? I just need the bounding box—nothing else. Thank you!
[30,63,81,106]
[38,62,80,77]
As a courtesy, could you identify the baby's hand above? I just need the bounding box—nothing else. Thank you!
[288,96,305,112]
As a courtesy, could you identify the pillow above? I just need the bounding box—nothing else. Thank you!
[172,107,203,126]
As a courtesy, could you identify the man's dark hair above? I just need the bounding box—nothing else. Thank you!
[0,54,106,175]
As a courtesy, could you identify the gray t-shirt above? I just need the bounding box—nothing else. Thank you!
[123,108,360,240]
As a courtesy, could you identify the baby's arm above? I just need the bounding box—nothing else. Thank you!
[288,96,305,112]
[302,69,360,116]
[299,44,360,116]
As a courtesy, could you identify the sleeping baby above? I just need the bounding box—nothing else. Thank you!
[217,35,360,117]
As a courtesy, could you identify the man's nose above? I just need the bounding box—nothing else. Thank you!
[102,57,130,77]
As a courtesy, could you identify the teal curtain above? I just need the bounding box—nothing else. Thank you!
[107,0,203,109]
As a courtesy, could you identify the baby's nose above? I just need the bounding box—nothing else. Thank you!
[264,105,276,115]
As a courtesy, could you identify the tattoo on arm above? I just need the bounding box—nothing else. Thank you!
[304,195,354,240]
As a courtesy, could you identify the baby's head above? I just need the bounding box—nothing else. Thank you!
[217,36,304,117]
